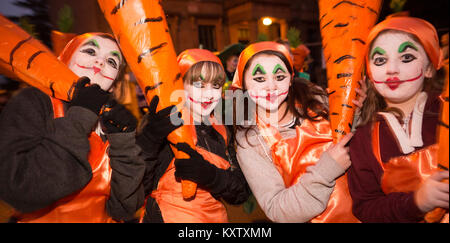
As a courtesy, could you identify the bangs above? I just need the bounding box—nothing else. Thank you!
[184,61,226,87]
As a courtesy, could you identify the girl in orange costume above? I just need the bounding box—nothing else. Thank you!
[137,49,249,223]
[232,41,362,222]
[0,33,145,223]
[348,17,449,223]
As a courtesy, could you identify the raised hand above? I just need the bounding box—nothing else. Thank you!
[140,95,183,144]
[69,77,111,115]
[100,100,137,133]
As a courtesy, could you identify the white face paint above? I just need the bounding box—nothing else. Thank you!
[369,31,434,104]
[244,54,291,111]
[68,36,122,91]
[184,66,223,122]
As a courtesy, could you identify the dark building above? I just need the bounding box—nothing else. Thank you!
[43,0,448,86]
[45,0,319,52]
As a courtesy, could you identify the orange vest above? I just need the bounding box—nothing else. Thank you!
[17,97,115,223]
[149,115,231,223]
[257,118,360,223]
[371,121,449,223]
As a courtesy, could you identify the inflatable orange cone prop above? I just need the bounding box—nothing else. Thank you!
[97,0,197,199]
[0,14,78,101]
[319,0,382,142]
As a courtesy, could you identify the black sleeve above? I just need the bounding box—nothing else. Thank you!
[137,137,174,195]
[208,143,251,205]
[138,141,173,223]
[0,87,96,213]
[137,131,168,196]
[105,131,146,222]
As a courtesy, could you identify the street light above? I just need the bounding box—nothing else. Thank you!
[262,17,272,26]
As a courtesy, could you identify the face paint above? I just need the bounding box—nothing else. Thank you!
[110,50,122,63]
[252,64,267,76]
[398,41,418,53]
[368,31,431,104]
[272,63,287,74]
[185,65,223,121]
[244,54,291,111]
[370,47,386,60]
[372,69,424,91]
[84,39,100,48]
[68,36,121,91]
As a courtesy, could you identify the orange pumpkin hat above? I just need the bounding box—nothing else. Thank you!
[231,41,293,90]
[177,49,224,79]
[365,17,442,78]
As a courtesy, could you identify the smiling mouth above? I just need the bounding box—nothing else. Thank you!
[188,97,217,109]
[201,103,212,109]
[93,66,101,75]
[76,64,114,81]
[373,70,423,91]
[250,90,289,103]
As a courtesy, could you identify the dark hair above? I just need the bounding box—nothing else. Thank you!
[234,50,328,147]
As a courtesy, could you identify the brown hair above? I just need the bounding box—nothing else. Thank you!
[183,61,226,87]
[359,31,444,126]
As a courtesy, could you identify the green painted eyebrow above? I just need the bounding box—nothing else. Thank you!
[199,74,205,81]
[252,64,267,76]
[82,39,100,48]
[272,64,287,74]
[370,46,386,59]
[110,51,122,61]
[398,41,418,53]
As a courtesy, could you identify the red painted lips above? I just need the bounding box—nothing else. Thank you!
[373,69,424,91]
[93,66,101,75]
[189,97,217,109]
[385,77,402,90]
